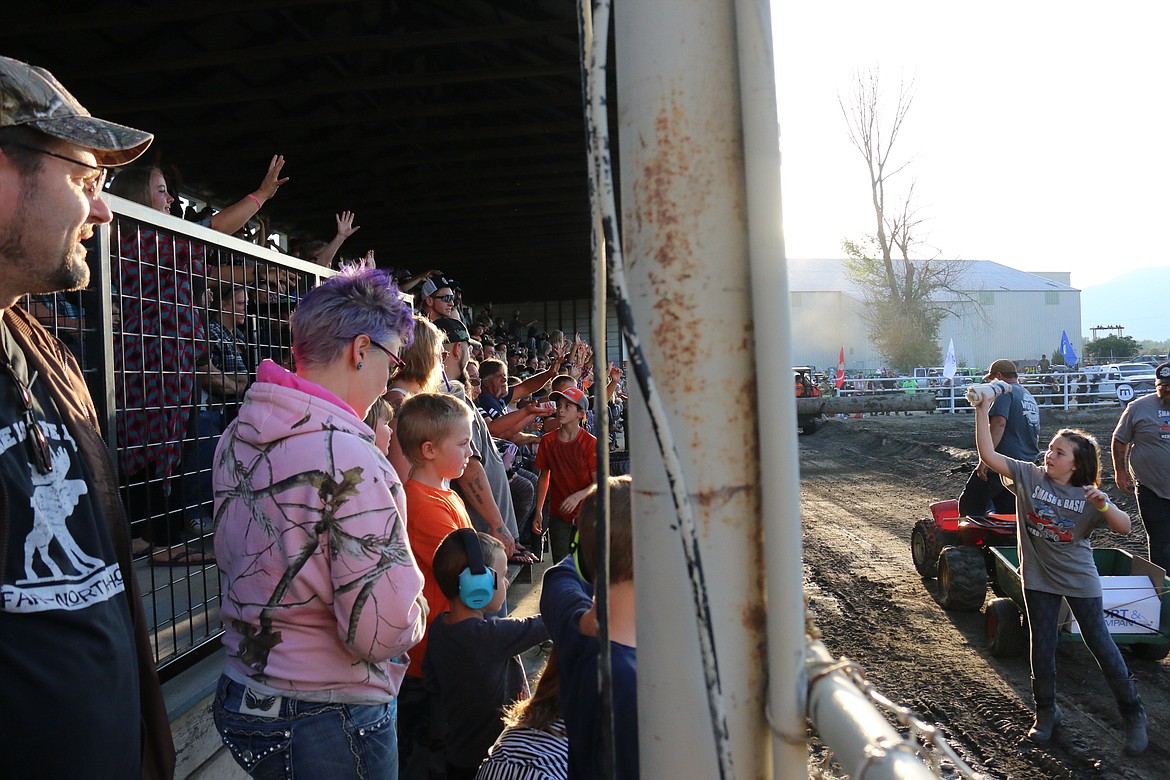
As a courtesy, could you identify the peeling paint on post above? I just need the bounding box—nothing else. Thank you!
[617,1,769,777]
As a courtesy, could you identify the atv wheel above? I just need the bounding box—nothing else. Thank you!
[1130,642,1170,661]
[911,517,960,579]
[938,545,988,611]
[986,597,1026,657]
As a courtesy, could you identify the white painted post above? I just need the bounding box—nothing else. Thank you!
[616,0,771,777]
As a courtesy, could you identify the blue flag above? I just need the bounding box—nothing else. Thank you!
[1059,330,1078,367]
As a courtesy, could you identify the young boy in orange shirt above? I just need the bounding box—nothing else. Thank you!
[534,386,597,562]
[394,392,475,777]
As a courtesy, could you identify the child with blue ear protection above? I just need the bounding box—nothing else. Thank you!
[424,529,549,779]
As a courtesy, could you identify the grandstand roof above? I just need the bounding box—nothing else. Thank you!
[3,1,603,301]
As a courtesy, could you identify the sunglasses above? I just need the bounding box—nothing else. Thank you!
[434,294,456,303]
[368,339,406,371]
[2,360,52,474]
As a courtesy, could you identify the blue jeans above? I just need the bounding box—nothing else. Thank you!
[213,676,398,779]
[1023,589,1130,681]
[1137,485,1170,572]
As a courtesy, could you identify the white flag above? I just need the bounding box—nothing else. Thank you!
[943,339,957,380]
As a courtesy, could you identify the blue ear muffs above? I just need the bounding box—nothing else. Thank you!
[456,528,497,609]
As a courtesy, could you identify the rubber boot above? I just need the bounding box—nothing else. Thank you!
[1106,675,1148,756]
[1028,677,1063,743]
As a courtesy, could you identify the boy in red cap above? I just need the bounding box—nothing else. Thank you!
[534,386,597,562]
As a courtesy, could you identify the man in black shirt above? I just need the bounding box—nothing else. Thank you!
[0,56,175,778]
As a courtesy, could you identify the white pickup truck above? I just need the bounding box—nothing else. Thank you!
[1087,362,1157,403]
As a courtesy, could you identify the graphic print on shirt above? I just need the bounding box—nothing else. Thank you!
[1024,485,1085,543]
[2,427,124,613]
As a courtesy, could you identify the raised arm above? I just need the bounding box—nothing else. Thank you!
[974,401,1011,478]
[311,211,362,268]
[210,155,289,236]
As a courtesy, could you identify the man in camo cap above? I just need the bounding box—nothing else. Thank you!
[0,56,174,779]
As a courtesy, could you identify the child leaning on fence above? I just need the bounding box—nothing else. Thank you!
[972,394,1148,755]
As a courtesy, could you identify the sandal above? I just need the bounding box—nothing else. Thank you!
[150,548,217,567]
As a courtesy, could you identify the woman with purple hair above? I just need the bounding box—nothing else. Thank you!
[211,262,427,779]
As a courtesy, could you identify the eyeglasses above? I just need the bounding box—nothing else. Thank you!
[368,339,406,371]
[1,360,52,474]
[435,294,456,303]
[0,141,108,197]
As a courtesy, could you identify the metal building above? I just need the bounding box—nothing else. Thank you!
[787,258,1082,373]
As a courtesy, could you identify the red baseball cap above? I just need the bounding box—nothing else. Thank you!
[549,386,588,411]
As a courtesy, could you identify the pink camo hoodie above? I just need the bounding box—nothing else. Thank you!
[213,360,426,702]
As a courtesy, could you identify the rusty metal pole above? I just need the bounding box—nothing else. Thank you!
[615,0,769,777]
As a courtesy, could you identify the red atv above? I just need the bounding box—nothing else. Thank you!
[911,499,1017,610]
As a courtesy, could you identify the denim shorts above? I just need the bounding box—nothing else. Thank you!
[213,675,398,779]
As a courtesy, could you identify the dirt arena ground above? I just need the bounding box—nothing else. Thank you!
[801,407,1170,779]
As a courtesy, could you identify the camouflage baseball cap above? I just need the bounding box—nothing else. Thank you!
[0,56,152,166]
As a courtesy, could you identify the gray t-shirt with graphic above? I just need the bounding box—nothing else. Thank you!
[1006,457,1105,598]
[1113,393,1170,499]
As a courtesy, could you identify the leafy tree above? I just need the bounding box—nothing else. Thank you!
[1051,349,1067,367]
[1083,334,1139,362]
[838,68,974,373]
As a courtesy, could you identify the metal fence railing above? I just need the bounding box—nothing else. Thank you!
[28,194,332,679]
[833,372,1154,414]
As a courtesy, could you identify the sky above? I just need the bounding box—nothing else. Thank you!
[770,1,1170,293]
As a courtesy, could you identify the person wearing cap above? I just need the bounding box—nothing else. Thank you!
[0,56,174,778]
[418,276,457,322]
[434,316,522,558]
[533,386,599,563]
[1111,362,1170,570]
[958,358,1041,517]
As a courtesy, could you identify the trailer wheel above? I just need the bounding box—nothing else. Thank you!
[1130,642,1170,661]
[938,545,987,611]
[986,597,1026,657]
[911,517,959,579]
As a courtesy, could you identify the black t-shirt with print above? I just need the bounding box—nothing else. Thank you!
[0,323,140,778]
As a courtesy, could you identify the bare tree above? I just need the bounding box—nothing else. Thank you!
[838,67,976,371]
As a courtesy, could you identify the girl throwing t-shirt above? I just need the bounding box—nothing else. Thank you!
[973,393,1148,755]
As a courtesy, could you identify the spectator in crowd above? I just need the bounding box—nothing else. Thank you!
[385,314,446,481]
[364,395,394,457]
[534,387,598,563]
[958,359,1041,517]
[108,155,287,565]
[477,354,563,441]
[434,317,522,559]
[0,54,174,778]
[426,529,549,780]
[212,262,426,779]
[540,476,638,779]
[296,209,361,268]
[418,276,457,322]
[1111,362,1170,571]
[475,649,569,780]
[1039,353,1051,373]
[184,282,252,536]
[508,310,536,342]
[395,392,478,779]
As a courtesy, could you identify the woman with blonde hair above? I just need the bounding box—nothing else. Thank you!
[384,314,445,480]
